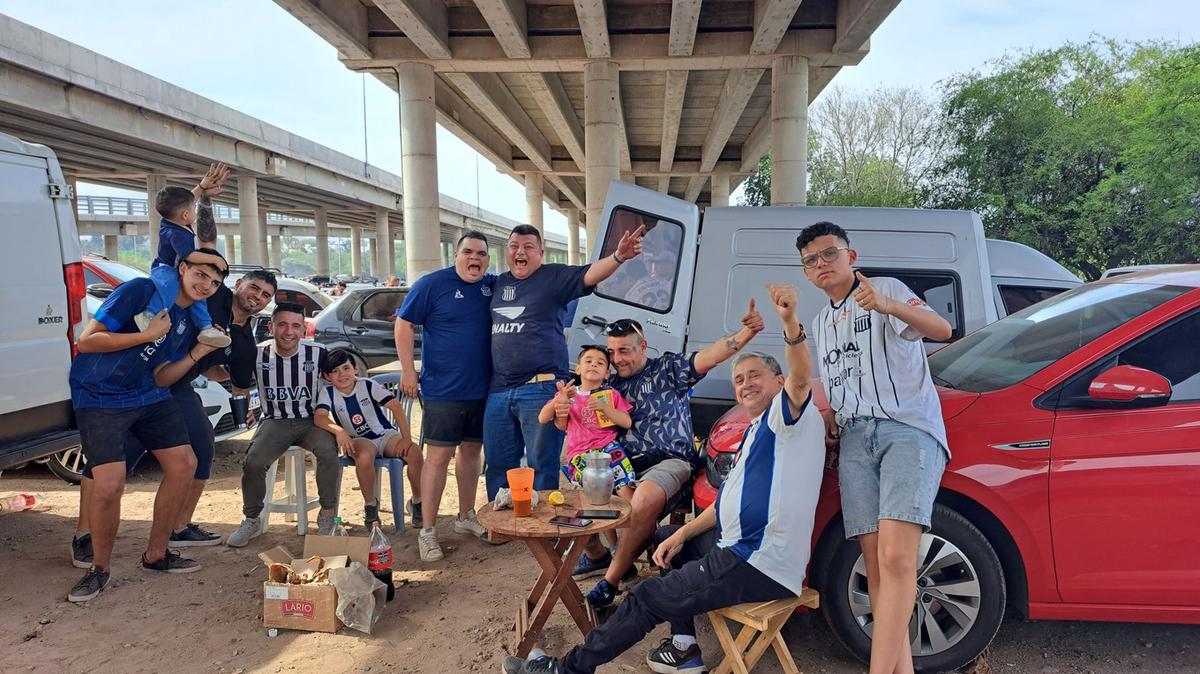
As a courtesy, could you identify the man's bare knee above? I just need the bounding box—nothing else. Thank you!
[154,445,197,476]
[632,482,668,516]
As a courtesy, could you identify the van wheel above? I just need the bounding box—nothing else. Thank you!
[819,504,1006,673]
[47,445,87,485]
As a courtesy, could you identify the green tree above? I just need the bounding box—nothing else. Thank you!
[739,154,771,207]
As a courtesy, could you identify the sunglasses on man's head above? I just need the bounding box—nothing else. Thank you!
[605,319,644,340]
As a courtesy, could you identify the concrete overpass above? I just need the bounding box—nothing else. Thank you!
[0,14,581,278]
[276,0,900,256]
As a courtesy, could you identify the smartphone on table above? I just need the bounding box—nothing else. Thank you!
[548,515,593,529]
[572,509,620,520]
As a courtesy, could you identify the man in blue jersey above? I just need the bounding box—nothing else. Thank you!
[502,284,826,674]
[483,223,644,501]
[395,231,495,561]
[66,249,229,603]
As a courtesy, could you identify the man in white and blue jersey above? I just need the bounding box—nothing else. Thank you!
[66,249,229,603]
[314,350,423,531]
[503,284,825,674]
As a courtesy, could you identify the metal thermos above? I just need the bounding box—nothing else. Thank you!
[581,451,615,505]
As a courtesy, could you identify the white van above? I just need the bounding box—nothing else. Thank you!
[0,133,87,474]
[569,181,1081,433]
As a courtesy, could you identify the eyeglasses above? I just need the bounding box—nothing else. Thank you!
[605,319,644,340]
[800,246,850,269]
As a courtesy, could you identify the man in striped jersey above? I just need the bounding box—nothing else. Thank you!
[227,303,341,547]
[314,349,423,531]
[502,284,824,674]
[798,221,952,674]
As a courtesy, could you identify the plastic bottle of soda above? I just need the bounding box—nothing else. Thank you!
[0,493,43,514]
[367,523,395,603]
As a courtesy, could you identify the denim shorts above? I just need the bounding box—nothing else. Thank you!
[838,417,947,539]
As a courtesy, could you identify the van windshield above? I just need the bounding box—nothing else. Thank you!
[928,282,1189,393]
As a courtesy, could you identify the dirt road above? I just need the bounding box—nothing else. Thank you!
[2,436,1197,673]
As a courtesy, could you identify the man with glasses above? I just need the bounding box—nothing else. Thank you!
[797,221,952,674]
[573,303,764,611]
[483,223,645,504]
[395,231,495,561]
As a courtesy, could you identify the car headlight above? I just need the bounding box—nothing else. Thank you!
[706,451,737,490]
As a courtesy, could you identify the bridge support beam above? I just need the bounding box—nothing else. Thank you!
[351,225,363,277]
[567,207,580,264]
[224,234,236,264]
[584,61,621,251]
[237,177,262,266]
[711,173,730,207]
[269,234,282,271]
[314,206,330,276]
[368,237,379,277]
[104,234,118,260]
[525,172,543,235]
[398,62,441,283]
[771,55,809,206]
[376,208,393,279]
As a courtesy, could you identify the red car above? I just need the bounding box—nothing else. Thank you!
[693,266,1200,672]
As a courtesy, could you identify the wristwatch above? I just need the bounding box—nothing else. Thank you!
[783,325,807,345]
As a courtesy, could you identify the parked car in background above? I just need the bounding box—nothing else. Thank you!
[225,268,333,342]
[82,254,145,296]
[695,267,1200,671]
[1101,263,1188,278]
[307,287,419,373]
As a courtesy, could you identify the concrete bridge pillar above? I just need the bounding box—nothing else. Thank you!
[524,172,544,235]
[146,174,167,258]
[368,237,378,278]
[351,225,363,277]
[397,62,440,283]
[771,56,809,206]
[269,231,282,271]
[314,206,330,276]
[236,176,262,265]
[376,208,393,278]
[585,61,621,251]
[567,207,581,265]
[257,208,270,267]
[103,234,119,260]
[711,174,731,207]
[223,234,236,264]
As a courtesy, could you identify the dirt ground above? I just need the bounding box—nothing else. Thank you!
[2,428,1198,674]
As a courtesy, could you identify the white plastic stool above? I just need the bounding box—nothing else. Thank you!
[259,446,322,535]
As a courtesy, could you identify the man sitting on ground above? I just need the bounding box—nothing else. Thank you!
[574,303,763,610]
[314,349,423,531]
[227,303,342,546]
[504,283,826,674]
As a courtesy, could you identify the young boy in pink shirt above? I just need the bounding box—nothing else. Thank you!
[539,345,636,498]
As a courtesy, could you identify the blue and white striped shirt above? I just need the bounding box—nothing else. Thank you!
[715,389,825,595]
[315,378,396,440]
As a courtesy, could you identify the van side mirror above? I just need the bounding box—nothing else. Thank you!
[86,282,113,298]
[1086,365,1172,408]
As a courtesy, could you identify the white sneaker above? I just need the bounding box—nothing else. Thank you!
[197,327,232,348]
[226,517,261,548]
[454,510,487,538]
[418,528,444,562]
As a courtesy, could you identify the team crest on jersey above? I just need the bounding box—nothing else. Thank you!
[261,362,272,371]
[176,322,186,334]
[454,289,464,299]
[303,361,315,373]
[501,286,516,301]
[854,315,871,333]
[481,285,492,297]
[641,381,653,395]
[351,413,365,425]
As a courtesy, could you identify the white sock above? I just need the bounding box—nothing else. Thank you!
[673,635,697,649]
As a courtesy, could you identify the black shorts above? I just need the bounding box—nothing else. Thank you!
[421,399,485,447]
[76,399,189,468]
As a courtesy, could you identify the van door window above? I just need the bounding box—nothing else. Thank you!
[999,285,1068,315]
[861,270,962,342]
[595,207,684,314]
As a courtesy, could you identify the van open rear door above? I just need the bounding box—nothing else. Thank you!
[568,181,699,359]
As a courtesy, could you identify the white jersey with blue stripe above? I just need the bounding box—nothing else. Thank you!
[715,389,825,596]
[315,378,396,440]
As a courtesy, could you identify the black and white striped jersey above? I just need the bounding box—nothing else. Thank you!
[255,340,329,420]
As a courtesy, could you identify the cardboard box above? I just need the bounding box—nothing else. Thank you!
[258,534,370,633]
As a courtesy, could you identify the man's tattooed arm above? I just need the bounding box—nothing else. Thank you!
[196,195,217,246]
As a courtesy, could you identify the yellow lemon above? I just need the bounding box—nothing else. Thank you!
[548,490,565,506]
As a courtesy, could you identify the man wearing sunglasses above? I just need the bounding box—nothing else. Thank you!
[572,301,764,611]
[483,223,645,504]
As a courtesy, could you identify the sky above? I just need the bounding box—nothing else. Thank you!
[2,0,1197,236]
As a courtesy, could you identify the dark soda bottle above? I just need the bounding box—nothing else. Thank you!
[368,523,395,603]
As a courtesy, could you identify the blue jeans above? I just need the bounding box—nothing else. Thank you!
[482,381,564,500]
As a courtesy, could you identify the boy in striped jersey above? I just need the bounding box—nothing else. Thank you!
[315,349,423,531]
[797,222,952,674]
[227,303,342,547]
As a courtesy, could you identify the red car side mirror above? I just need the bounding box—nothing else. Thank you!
[1087,365,1172,407]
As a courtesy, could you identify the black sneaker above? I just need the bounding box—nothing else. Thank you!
[141,550,201,574]
[169,523,222,547]
[407,499,423,528]
[68,566,110,603]
[71,533,93,570]
[364,504,381,530]
[586,578,618,609]
[501,650,560,673]
[646,637,706,674]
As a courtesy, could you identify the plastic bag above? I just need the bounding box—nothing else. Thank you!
[492,487,539,511]
[328,562,388,634]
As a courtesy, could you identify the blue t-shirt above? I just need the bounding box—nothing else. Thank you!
[611,352,706,468]
[156,218,195,268]
[489,263,592,392]
[397,267,496,401]
[69,277,197,409]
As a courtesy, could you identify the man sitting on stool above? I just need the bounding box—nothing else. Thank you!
[503,284,826,674]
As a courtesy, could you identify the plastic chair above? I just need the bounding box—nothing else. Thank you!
[259,446,321,535]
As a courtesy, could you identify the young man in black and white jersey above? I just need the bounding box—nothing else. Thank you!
[227,303,341,547]
[797,222,953,674]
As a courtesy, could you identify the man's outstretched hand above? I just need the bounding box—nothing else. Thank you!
[198,163,230,198]
[615,224,646,261]
[741,298,765,334]
[766,283,799,323]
